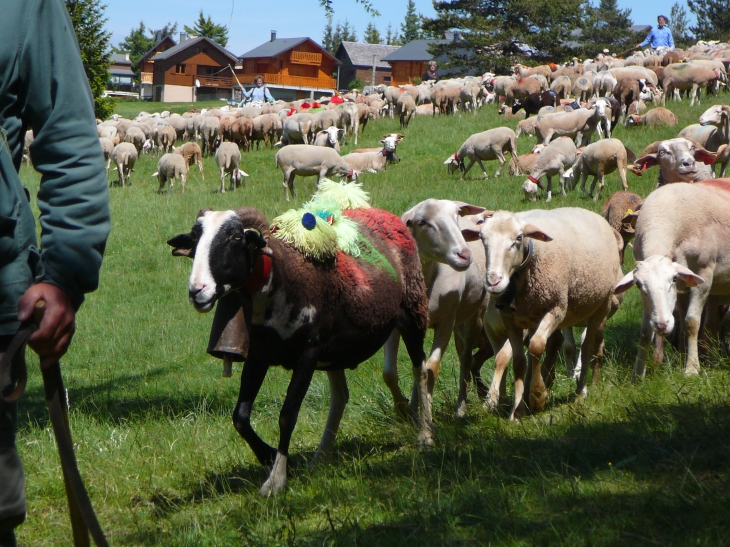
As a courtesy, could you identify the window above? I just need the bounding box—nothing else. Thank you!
[383,76,392,84]
[176,64,186,74]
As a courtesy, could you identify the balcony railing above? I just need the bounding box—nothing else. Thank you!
[290,51,322,65]
[140,72,153,84]
[236,72,336,90]
[197,75,233,87]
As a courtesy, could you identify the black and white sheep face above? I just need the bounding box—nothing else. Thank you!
[615,256,705,336]
[168,210,265,313]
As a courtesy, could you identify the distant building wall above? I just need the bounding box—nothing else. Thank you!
[162,84,193,102]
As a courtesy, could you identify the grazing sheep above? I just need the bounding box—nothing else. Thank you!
[562,138,632,199]
[99,136,114,176]
[550,75,573,99]
[444,127,518,179]
[491,75,518,106]
[341,136,400,175]
[277,113,317,146]
[312,127,345,153]
[215,142,248,193]
[337,103,361,144]
[384,200,489,418]
[459,82,482,115]
[534,102,607,146]
[152,153,189,192]
[592,71,617,97]
[110,142,137,188]
[612,78,647,115]
[123,126,147,153]
[662,63,718,106]
[512,77,544,101]
[572,75,594,103]
[512,90,558,118]
[464,207,622,418]
[152,123,176,155]
[515,116,541,138]
[627,99,648,115]
[251,113,282,149]
[230,117,254,151]
[200,116,221,156]
[698,104,730,177]
[602,191,644,263]
[274,145,355,201]
[615,181,730,378]
[509,152,542,176]
[396,93,416,128]
[97,123,119,145]
[413,103,436,116]
[167,204,430,495]
[522,137,578,201]
[173,142,205,181]
[631,138,722,185]
[166,114,189,141]
[625,107,678,127]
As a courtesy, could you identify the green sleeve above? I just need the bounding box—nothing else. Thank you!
[19,0,111,309]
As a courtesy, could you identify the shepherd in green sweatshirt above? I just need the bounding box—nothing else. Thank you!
[0,1,110,544]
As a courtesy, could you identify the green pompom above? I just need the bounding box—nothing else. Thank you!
[271,208,338,261]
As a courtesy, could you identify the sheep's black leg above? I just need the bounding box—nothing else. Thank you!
[232,361,275,466]
[260,358,317,496]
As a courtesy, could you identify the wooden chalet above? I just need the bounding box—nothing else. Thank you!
[140,34,239,102]
[137,34,177,100]
[381,39,451,86]
[238,32,339,99]
[334,42,399,88]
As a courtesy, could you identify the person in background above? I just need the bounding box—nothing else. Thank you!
[0,1,110,545]
[422,62,440,83]
[637,15,674,50]
[242,75,274,103]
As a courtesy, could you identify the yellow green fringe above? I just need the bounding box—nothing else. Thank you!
[313,179,370,211]
[271,208,338,261]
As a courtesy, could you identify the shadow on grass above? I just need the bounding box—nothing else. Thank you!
[122,396,730,546]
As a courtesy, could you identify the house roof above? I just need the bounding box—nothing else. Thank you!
[110,67,134,77]
[110,53,131,66]
[137,35,176,67]
[335,42,400,68]
[381,39,451,62]
[151,36,239,64]
[239,37,339,63]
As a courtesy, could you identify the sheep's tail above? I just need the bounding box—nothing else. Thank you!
[151,171,159,177]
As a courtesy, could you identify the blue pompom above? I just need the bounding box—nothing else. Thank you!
[302,212,317,230]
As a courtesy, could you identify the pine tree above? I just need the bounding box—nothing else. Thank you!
[423,0,585,74]
[65,0,113,119]
[184,11,229,47]
[580,0,633,58]
[322,14,334,52]
[688,0,730,40]
[341,19,357,42]
[385,23,397,45]
[364,22,382,44]
[670,2,693,47]
[400,0,421,44]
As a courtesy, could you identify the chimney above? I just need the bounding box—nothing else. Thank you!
[155,30,162,42]
[179,32,187,43]
[271,30,277,42]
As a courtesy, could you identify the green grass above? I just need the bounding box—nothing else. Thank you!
[14,97,730,546]
[111,100,228,119]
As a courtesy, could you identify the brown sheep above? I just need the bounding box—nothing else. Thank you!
[602,191,644,264]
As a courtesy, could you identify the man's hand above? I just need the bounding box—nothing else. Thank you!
[17,283,75,368]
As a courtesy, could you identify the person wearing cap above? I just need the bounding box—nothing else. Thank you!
[422,62,439,82]
[637,15,674,50]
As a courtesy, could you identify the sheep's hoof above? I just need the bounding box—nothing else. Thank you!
[417,431,434,448]
[574,385,588,400]
[395,400,417,422]
[483,391,500,413]
[529,389,549,413]
[455,400,467,418]
[510,401,527,421]
[684,365,701,376]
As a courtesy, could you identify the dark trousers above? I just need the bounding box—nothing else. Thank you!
[0,337,26,546]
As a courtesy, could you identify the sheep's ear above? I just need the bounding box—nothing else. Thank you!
[461,228,481,242]
[633,154,659,173]
[444,155,456,165]
[453,201,487,216]
[380,139,386,144]
[197,208,212,218]
[673,263,705,287]
[167,233,194,258]
[694,146,719,165]
[523,223,552,242]
[401,207,416,226]
[244,229,267,249]
[614,270,636,294]
[621,211,639,228]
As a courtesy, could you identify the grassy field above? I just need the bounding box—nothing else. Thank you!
[14,97,730,546]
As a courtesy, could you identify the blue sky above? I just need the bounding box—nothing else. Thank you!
[104,0,694,57]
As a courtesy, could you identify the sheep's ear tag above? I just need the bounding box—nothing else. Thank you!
[244,228,267,249]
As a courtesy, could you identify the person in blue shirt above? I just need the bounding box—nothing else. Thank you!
[242,75,274,103]
[637,15,674,50]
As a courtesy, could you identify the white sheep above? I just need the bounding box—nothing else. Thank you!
[152,153,189,193]
[312,127,345,154]
[624,107,678,128]
[630,138,722,185]
[215,142,248,193]
[444,127,518,179]
[99,137,114,176]
[200,116,221,156]
[110,142,137,188]
[522,137,578,202]
[274,144,355,201]
[341,136,399,175]
[562,138,631,199]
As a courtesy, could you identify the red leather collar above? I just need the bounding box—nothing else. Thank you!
[454,152,460,162]
[241,254,272,293]
[382,148,388,156]
[528,175,540,184]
